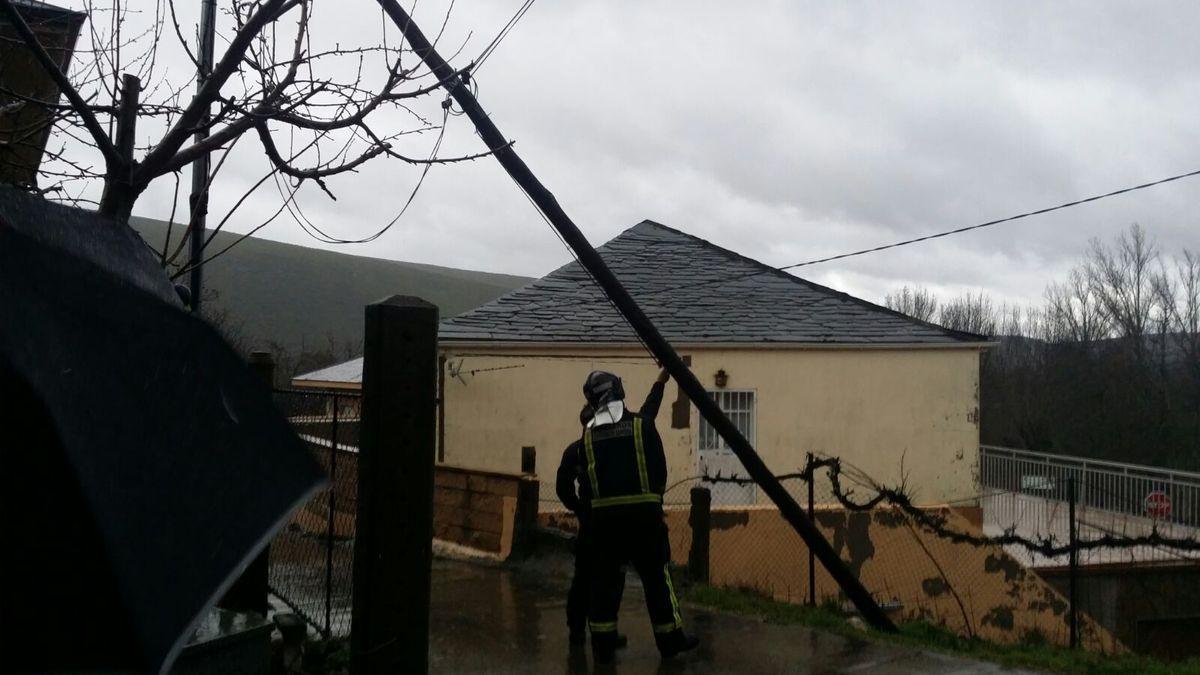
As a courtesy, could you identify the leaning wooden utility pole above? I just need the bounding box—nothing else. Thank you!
[375,0,896,633]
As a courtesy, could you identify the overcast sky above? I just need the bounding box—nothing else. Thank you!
[61,0,1200,308]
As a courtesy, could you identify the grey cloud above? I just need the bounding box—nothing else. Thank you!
[108,0,1200,311]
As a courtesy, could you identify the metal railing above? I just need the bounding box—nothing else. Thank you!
[981,445,1200,529]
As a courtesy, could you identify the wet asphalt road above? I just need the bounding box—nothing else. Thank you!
[428,556,1036,674]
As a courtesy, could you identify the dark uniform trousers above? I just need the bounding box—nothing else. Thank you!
[588,503,686,654]
[567,523,591,634]
[568,520,628,634]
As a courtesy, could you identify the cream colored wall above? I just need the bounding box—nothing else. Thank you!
[439,344,982,504]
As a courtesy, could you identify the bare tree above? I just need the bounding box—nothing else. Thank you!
[1084,223,1160,342]
[1044,268,1109,343]
[1168,250,1200,365]
[879,225,1198,466]
[886,286,1003,338]
[938,291,997,337]
[0,0,489,277]
[884,285,939,322]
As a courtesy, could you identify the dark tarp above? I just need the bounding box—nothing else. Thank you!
[0,187,325,673]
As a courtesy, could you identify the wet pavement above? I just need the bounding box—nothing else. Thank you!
[429,555,1035,674]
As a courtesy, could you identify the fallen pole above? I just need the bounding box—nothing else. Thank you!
[375,0,896,633]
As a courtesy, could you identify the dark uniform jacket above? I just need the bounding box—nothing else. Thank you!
[556,381,666,519]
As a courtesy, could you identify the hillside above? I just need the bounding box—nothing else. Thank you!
[131,217,531,353]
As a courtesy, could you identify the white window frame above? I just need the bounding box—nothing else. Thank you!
[696,389,758,504]
[697,389,757,452]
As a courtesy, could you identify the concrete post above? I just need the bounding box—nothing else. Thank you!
[216,351,275,616]
[688,486,711,584]
[351,296,438,675]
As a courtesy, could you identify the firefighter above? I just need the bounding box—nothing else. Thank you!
[579,370,699,663]
[557,369,669,648]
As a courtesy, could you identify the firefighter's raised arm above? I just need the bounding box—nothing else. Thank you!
[639,368,671,420]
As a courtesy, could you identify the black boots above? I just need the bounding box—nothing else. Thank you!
[657,629,700,659]
[592,629,697,663]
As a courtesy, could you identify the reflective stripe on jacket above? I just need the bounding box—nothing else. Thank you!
[583,416,662,508]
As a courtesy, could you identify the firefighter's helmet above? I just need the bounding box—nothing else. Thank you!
[583,370,625,408]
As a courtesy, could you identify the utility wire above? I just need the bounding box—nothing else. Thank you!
[780,166,1200,271]
[278,109,450,246]
[518,166,1200,314]
[473,0,537,74]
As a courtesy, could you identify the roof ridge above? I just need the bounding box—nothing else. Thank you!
[440,219,987,344]
[620,220,986,343]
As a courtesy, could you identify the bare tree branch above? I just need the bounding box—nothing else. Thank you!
[137,0,299,182]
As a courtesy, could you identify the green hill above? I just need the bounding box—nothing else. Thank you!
[131,217,531,354]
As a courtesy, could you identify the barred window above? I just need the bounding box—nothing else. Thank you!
[699,390,756,449]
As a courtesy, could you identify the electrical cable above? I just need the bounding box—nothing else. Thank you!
[473,0,536,75]
[780,167,1200,271]
[275,108,450,245]
[509,166,1200,316]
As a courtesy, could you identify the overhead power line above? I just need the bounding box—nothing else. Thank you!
[779,166,1200,271]
[473,0,537,74]
[525,165,1200,313]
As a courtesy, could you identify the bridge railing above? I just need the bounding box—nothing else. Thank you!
[980,445,1200,529]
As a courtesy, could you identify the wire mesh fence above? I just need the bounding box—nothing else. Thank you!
[269,388,361,638]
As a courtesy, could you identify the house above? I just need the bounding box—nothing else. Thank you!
[0,1,87,185]
[295,220,991,505]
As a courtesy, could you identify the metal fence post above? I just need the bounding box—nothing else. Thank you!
[1068,475,1079,649]
[688,487,711,584]
[807,452,816,607]
[325,394,338,638]
[351,296,438,675]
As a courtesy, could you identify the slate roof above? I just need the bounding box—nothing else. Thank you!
[439,220,985,345]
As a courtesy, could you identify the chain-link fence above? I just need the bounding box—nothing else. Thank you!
[538,445,1200,660]
[979,447,1200,658]
[269,388,361,638]
[680,451,1200,658]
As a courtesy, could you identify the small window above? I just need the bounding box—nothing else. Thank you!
[698,390,756,450]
